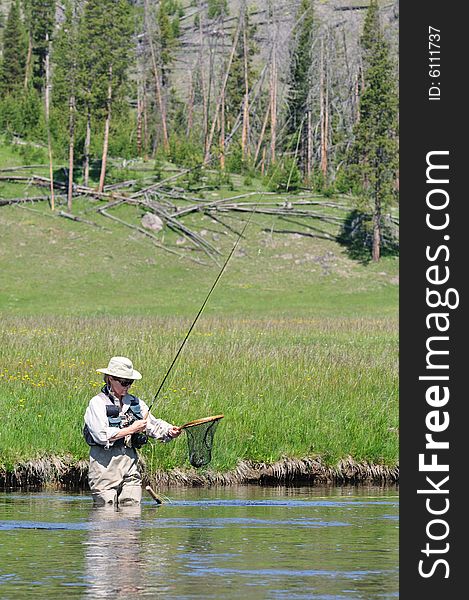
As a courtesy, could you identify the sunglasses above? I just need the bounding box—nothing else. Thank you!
[112,376,134,387]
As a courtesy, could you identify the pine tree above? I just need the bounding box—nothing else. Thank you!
[0,1,28,96]
[285,0,314,176]
[25,0,56,92]
[348,0,398,262]
[207,0,228,19]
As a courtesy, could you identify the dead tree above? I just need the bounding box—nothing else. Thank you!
[241,2,250,161]
[83,96,92,187]
[67,92,75,211]
[144,0,170,153]
[270,46,278,166]
[98,64,113,193]
[45,33,55,210]
[319,35,329,182]
[204,16,242,164]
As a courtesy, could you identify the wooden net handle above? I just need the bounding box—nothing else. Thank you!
[179,414,224,430]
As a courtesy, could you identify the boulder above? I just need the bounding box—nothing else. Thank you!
[141,212,163,232]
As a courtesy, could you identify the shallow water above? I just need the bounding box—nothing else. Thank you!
[0,485,398,599]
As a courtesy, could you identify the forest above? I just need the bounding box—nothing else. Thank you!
[0,0,399,262]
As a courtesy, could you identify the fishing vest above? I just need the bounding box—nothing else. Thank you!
[83,390,146,447]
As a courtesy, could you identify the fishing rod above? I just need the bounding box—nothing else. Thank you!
[146,126,300,414]
[146,208,256,413]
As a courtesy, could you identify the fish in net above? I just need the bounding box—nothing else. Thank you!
[180,415,224,468]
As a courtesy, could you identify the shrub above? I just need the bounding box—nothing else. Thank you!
[266,158,301,192]
[337,209,399,262]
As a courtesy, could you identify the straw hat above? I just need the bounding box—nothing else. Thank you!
[97,356,142,380]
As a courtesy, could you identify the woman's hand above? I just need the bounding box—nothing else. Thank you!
[169,426,181,438]
[129,419,148,434]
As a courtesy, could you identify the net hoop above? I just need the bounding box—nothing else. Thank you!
[179,414,224,430]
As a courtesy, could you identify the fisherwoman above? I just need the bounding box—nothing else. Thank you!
[84,356,180,506]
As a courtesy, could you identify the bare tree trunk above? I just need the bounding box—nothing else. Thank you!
[24,33,33,89]
[354,67,361,124]
[186,69,194,138]
[261,146,266,176]
[143,84,149,161]
[372,184,381,262]
[67,93,75,211]
[205,36,216,158]
[144,0,169,153]
[241,7,250,162]
[136,92,143,157]
[197,7,209,152]
[98,65,113,193]
[44,33,54,210]
[220,89,226,170]
[83,103,91,186]
[320,37,329,181]
[270,47,277,165]
[254,101,271,165]
[307,110,313,181]
[204,17,242,164]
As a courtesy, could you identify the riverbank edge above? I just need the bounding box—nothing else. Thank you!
[0,455,399,489]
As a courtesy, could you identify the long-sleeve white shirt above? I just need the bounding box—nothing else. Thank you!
[84,391,174,447]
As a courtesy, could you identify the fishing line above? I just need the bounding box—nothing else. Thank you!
[147,203,257,412]
[147,127,297,413]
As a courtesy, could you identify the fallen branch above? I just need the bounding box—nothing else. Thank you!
[0,194,65,206]
[262,228,334,240]
[174,191,272,218]
[206,213,245,237]
[141,199,222,264]
[130,169,191,198]
[58,210,109,230]
[99,209,206,265]
[279,215,337,237]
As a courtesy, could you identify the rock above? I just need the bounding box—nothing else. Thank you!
[141,212,163,232]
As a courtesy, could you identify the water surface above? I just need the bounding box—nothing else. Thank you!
[0,485,398,599]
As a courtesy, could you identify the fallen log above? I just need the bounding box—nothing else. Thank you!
[58,210,109,230]
[141,199,222,264]
[0,194,64,206]
[262,228,335,241]
[98,209,207,265]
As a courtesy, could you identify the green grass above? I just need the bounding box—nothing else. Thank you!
[0,192,398,318]
[0,316,398,472]
[0,139,399,475]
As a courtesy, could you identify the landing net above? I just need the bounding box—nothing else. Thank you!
[181,415,224,468]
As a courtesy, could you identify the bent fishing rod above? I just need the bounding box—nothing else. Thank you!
[146,208,256,414]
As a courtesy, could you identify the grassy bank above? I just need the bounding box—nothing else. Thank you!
[0,315,398,481]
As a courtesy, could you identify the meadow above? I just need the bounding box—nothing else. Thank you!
[0,142,399,484]
[0,315,398,477]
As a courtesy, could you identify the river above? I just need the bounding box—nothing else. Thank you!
[0,485,398,599]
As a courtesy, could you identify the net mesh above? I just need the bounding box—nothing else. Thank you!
[184,419,221,468]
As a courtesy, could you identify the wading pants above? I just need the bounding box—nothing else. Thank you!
[88,444,142,506]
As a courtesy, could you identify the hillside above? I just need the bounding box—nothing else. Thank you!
[0,157,398,318]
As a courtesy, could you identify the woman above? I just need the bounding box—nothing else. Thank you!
[84,356,180,506]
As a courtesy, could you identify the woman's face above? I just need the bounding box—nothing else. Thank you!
[108,376,133,398]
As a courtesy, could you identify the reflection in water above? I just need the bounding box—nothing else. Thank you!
[0,487,398,599]
[83,506,146,598]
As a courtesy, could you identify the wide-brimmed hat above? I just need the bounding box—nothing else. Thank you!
[97,356,142,380]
